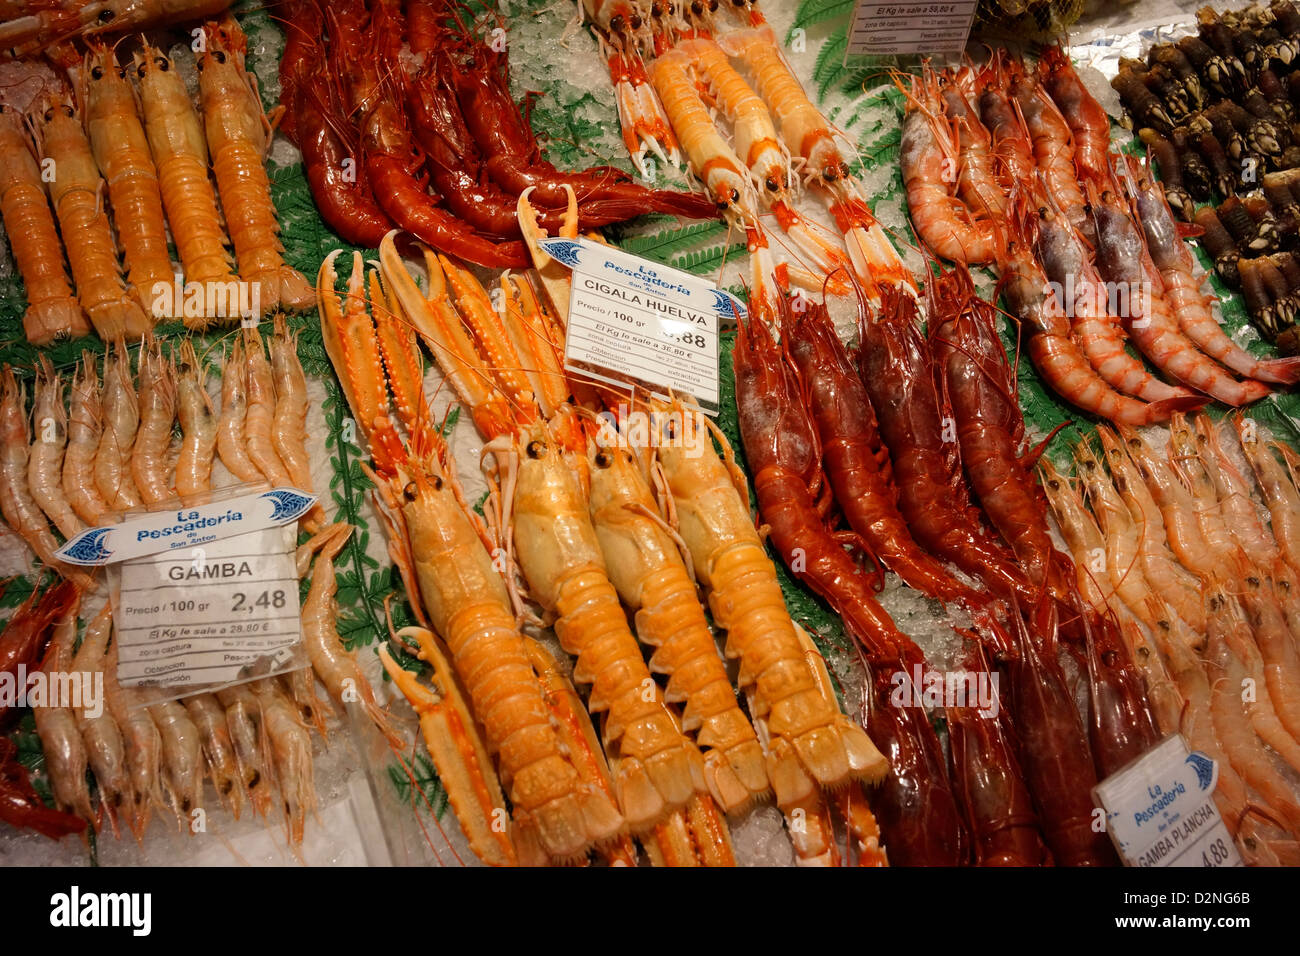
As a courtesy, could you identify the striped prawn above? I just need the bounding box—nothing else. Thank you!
[0,103,86,344]
[197,20,313,317]
[35,89,149,340]
[82,41,174,318]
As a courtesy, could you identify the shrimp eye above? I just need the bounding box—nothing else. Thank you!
[91,65,103,80]
[765,176,779,191]
[63,105,74,117]
[43,107,54,122]
[630,13,643,28]
[651,1,662,14]
[822,166,837,181]
[137,64,146,78]
[691,0,703,13]
[610,13,625,31]
[117,68,126,79]
[730,188,739,202]
[214,50,227,65]
[157,57,169,71]
[403,482,418,502]
[624,451,634,463]
[432,475,444,491]
[526,439,546,459]
[715,197,730,210]
[708,0,718,9]
[98,8,114,22]
[594,451,612,468]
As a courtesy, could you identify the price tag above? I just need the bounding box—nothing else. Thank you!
[112,525,303,689]
[1093,735,1243,868]
[538,237,746,416]
[845,0,978,57]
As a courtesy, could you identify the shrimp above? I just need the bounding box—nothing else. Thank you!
[1090,187,1271,407]
[174,340,218,499]
[1127,162,1300,386]
[1194,412,1279,571]
[243,326,292,487]
[648,47,754,221]
[1236,573,1300,756]
[183,692,243,819]
[1039,456,1118,617]
[929,268,1070,598]
[31,589,93,823]
[27,356,82,539]
[1116,424,1229,579]
[977,56,1037,197]
[299,523,399,746]
[1147,598,1250,833]
[135,39,235,326]
[1168,412,1248,569]
[130,336,177,506]
[1094,426,1205,632]
[93,341,142,512]
[71,605,132,835]
[1033,196,1200,405]
[1235,417,1300,576]
[197,21,313,316]
[252,677,315,845]
[721,25,914,295]
[147,698,203,826]
[215,682,273,819]
[899,78,999,265]
[679,35,850,279]
[1205,586,1300,836]
[1209,585,1300,775]
[103,637,162,839]
[0,368,82,580]
[63,352,111,526]
[35,90,149,340]
[1039,45,1113,188]
[215,337,262,485]
[1115,614,1183,739]
[938,75,1006,222]
[82,41,173,318]
[1013,73,1091,241]
[1004,209,1199,424]
[0,103,86,345]
[269,314,323,528]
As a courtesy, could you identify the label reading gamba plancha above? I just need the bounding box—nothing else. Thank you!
[538,236,744,416]
[1093,734,1243,867]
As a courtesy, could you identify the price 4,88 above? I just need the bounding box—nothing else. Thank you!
[231,589,287,614]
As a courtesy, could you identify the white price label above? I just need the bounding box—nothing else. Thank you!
[1093,735,1242,868]
[845,0,978,57]
[113,525,302,689]
[539,237,745,416]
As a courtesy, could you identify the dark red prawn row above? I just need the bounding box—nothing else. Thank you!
[276,0,717,263]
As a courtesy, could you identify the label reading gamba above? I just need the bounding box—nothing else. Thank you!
[538,237,746,416]
[114,525,302,688]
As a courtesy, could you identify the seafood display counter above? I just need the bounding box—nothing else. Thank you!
[1,0,1299,872]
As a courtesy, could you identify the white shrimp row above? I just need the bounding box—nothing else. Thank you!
[1042,414,1300,863]
[1,324,392,848]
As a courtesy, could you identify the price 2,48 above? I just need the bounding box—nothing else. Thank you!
[231,589,287,614]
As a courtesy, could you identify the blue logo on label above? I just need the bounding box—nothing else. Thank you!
[261,489,316,522]
[709,288,746,320]
[59,526,114,565]
[540,239,582,268]
[1186,752,1215,790]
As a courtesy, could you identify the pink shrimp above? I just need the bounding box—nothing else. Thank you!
[1039,45,1113,188]
[1091,186,1272,407]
